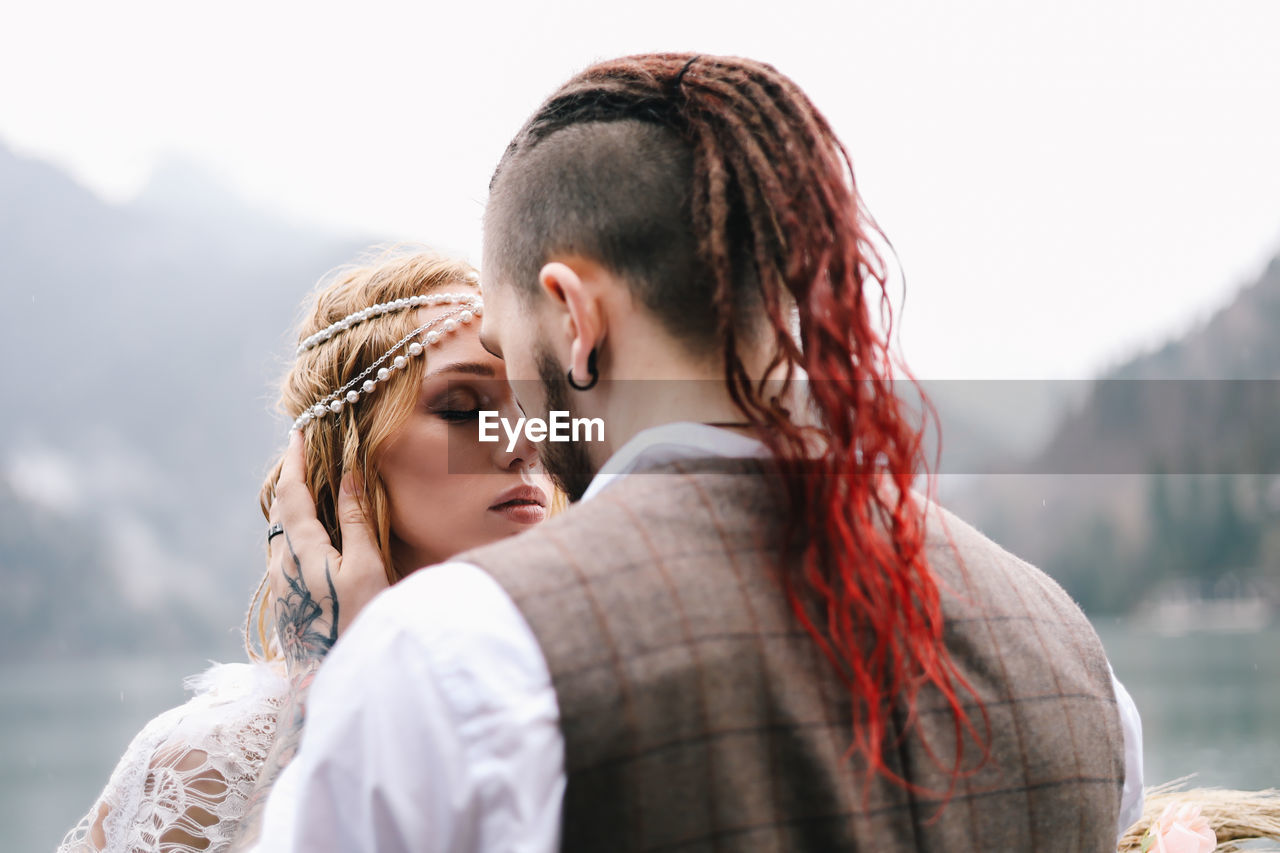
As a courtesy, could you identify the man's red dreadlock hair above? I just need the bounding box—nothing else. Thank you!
[487,52,986,792]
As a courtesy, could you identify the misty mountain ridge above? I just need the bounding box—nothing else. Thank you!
[1,142,372,660]
[1110,252,1280,380]
[945,247,1280,616]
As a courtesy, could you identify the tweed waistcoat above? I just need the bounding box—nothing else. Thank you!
[459,456,1125,851]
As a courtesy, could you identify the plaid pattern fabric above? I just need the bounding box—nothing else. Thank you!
[461,457,1125,851]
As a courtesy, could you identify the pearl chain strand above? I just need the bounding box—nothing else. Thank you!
[296,272,480,355]
[291,293,483,431]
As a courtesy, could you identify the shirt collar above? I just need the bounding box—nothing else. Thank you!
[579,421,770,503]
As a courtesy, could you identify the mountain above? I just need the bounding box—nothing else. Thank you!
[944,251,1280,614]
[0,143,374,660]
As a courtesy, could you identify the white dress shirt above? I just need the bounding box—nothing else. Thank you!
[254,422,1143,850]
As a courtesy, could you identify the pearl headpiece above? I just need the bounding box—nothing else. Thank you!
[292,287,483,431]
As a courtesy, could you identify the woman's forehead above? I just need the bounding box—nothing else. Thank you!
[418,324,505,383]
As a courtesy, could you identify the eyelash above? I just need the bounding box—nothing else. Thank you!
[436,408,481,423]
[429,386,488,423]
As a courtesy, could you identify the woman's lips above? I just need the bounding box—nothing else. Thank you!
[489,484,547,513]
[488,500,547,524]
[489,483,547,525]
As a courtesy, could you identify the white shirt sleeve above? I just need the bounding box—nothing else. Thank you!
[253,562,564,853]
[1110,665,1144,836]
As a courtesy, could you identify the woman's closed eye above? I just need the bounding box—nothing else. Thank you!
[427,388,486,423]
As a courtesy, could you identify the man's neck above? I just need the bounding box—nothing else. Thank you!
[598,389,751,458]
[570,299,802,469]
[580,363,806,473]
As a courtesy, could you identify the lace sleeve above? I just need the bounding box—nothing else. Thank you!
[56,662,289,853]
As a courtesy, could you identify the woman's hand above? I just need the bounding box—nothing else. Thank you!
[267,430,390,671]
[233,432,390,850]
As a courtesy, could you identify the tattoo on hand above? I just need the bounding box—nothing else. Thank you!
[230,535,336,849]
[274,532,339,668]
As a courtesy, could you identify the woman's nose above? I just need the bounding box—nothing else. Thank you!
[490,397,541,472]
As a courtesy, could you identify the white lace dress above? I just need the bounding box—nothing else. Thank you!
[57,661,290,853]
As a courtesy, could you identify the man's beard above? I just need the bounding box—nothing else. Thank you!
[534,345,598,503]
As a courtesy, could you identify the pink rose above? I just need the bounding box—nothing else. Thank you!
[1145,803,1216,853]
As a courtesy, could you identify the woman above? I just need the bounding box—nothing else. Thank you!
[57,249,556,852]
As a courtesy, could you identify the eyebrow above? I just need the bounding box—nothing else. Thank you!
[423,360,498,380]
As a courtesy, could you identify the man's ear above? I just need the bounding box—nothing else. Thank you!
[538,260,604,380]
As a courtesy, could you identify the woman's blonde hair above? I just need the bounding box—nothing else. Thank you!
[245,248,554,662]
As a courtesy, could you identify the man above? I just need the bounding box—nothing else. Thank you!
[237,53,1142,850]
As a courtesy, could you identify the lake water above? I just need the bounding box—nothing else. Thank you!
[3,626,1277,850]
[1095,622,1280,792]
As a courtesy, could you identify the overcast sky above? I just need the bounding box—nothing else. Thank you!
[3,0,1278,378]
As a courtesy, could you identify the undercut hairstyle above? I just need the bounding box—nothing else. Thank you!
[487,53,987,796]
[486,119,761,351]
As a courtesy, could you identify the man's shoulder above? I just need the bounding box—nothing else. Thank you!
[332,561,554,703]
[463,458,781,559]
[448,503,609,601]
[922,499,1082,606]
[346,562,524,655]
